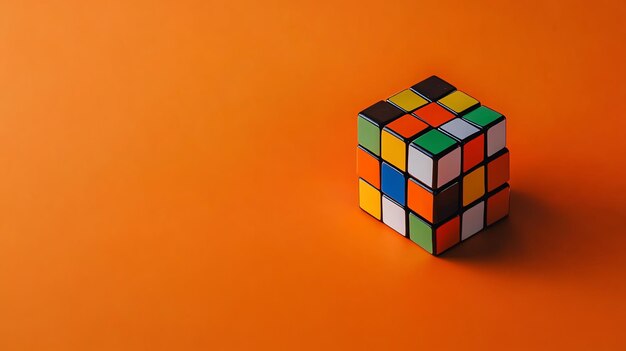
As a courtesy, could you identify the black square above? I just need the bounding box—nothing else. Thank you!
[411,76,456,101]
[433,182,459,223]
[358,101,405,126]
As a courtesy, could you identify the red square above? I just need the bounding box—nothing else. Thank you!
[435,216,460,254]
[487,151,510,192]
[463,134,484,172]
[412,102,455,127]
[487,186,510,225]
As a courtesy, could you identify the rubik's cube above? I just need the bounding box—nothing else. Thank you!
[357,76,510,255]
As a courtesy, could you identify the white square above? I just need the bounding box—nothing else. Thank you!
[408,146,433,188]
[436,146,461,188]
[487,119,506,157]
[461,201,484,240]
[382,196,406,236]
[440,118,480,141]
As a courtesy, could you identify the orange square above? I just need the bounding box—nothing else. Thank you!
[487,185,510,225]
[357,146,380,188]
[435,216,460,254]
[413,102,455,127]
[407,179,433,222]
[487,150,510,192]
[384,114,429,139]
[463,134,484,172]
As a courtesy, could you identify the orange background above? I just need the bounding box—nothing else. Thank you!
[1,0,625,350]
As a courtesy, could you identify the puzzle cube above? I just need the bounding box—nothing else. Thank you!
[357,75,510,255]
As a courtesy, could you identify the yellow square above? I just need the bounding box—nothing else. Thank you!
[388,89,428,112]
[381,130,406,171]
[463,166,485,206]
[438,90,479,114]
[359,179,381,219]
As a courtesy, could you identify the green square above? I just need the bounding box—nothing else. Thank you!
[463,106,502,127]
[411,129,456,155]
[409,213,433,254]
[358,116,380,155]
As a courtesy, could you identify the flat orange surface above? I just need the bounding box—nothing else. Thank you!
[1,0,625,350]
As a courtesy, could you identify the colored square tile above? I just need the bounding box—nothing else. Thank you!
[410,76,456,101]
[462,105,503,127]
[463,166,485,206]
[381,162,406,206]
[463,134,485,172]
[385,114,430,139]
[359,179,381,220]
[461,201,484,240]
[438,90,480,114]
[487,149,510,192]
[486,184,510,225]
[411,129,457,156]
[487,119,506,157]
[357,116,380,155]
[382,195,406,236]
[413,102,455,127]
[357,146,380,189]
[409,213,434,254]
[388,89,428,112]
[439,118,480,140]
[435,215,460,254]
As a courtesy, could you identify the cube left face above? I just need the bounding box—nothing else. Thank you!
[357,101,405,156]
[358,178,381,220]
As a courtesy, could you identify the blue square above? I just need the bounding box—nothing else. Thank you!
[381,162,406,206]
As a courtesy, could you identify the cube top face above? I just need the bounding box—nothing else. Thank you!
[413,102,456,127]
[439,118,481,141]
[438,90,480,114]
[387,89,428,112]
[358,101,405,127]
[411,129,457,157]
[384,114,429,140]
[410,75,456,102]
[463,105,504,127]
